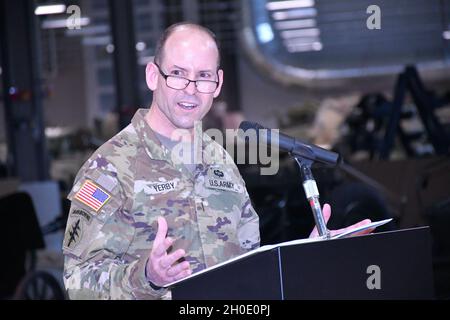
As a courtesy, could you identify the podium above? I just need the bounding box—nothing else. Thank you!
[171,227,434,299]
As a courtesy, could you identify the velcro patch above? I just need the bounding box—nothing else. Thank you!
[96,174,117,192]
[134,179,178,195]
[206,178,243,193]
[63,208,98,255]
[63,217,84,251]
[206,167,243,193]
[74,180,111,212]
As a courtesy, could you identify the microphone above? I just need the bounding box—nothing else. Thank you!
[239,121,340,165]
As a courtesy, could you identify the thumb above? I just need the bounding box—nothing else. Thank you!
[153,216,168,247]
[322,203,331,225]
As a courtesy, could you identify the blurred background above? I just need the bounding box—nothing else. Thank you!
[0,0,449,300]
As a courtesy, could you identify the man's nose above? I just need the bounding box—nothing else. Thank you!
[183,80,197,95]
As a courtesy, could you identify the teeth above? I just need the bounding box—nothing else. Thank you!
[179,102,197,109]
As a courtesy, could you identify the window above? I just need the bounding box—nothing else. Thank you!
[242,0,450,86]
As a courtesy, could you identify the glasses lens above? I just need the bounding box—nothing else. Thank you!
[165,75,218,93]
[166,76,189,90]
[196,80,218,93]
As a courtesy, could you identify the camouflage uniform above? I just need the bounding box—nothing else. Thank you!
[62,109,260,299]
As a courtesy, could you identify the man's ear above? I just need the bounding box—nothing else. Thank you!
[213,69,224,98]
[145,62,158,91]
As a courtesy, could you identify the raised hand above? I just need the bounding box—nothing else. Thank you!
[145,217,192,287]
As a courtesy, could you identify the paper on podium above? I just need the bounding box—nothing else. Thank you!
[165,218,392,288]
[330,218,393,239]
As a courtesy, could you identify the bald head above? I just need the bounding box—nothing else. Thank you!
[154,22,221,68]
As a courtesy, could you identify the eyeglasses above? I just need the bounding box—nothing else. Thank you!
[154,63,219,94]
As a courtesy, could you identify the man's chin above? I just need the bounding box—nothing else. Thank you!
[172,116,205,130]
[172,121,197,130]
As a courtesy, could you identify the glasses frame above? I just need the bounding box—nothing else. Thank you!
[154,62,219,94]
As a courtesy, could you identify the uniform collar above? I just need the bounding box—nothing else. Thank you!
[130,108,216,165]
[131,108,170,161]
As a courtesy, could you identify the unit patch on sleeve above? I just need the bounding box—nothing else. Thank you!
[63,218,84,250]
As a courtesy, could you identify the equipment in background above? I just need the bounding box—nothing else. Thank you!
[343,65,450,160]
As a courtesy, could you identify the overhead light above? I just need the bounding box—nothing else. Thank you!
[256,23,274,44]
[81,36,111,46]
[280,28,320,39]
[274,19,316,30]
[106,44,115,53]
[266,0,315,11]
[42,17,90,29]
[66,24,109,36]
[443,31,450,40]
[285,41,322,53]
[272,8,317,20]
[136,42,146,51]
[311,42,323,50]
[284,36,321,45]
[35,4,66,16]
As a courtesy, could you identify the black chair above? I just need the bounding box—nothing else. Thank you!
[0,192,65,300]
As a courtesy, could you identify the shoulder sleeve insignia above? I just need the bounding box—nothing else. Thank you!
[74,180,111,212]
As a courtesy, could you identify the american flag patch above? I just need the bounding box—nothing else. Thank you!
[74,180,111,212]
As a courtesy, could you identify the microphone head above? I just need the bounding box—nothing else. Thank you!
[238,121,270,145]
[238,121,266,132]
[238,121,340,165]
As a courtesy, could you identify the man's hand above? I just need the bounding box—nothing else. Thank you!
[309,203,374,238]
[145,217,192,287]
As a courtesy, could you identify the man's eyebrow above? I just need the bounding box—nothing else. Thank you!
[171,65,188,71]
[171,64,214,73]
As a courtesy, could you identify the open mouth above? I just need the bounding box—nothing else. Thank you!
[177,102,198,111]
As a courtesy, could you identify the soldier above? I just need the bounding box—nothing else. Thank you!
[62,22,372,300]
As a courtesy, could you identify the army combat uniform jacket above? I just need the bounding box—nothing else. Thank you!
[62,109,260,299]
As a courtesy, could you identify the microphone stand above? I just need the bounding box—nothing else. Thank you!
[294,156,331,240]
